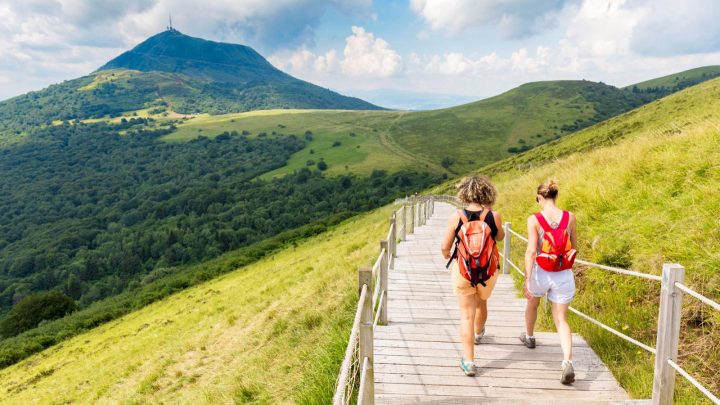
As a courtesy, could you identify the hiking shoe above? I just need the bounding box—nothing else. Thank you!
[460,357,476,377]
[519,332,536,349]
[561,361,575,385]
[474,326,485,345]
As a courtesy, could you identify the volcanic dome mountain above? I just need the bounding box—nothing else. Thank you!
[0,30,379,138]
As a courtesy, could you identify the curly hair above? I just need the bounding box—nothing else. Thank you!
[537,179,559,199]
[456,175,497,206]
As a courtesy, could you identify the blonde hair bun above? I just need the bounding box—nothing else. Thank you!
[537,179,559,199]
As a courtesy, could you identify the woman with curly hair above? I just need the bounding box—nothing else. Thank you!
[441,175,505,376]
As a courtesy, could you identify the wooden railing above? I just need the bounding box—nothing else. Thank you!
[333,197,435,405]
[336,194,719,404]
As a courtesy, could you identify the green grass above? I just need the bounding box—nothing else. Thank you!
[628,65,720,90]
[162,80,655,177]
[0,205,395,404]
[162,109,439,177]
[437,77,720,403]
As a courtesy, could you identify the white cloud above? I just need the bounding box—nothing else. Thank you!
[423,46,551,76]
[630,0,720,56]
[314,49,338,73]
[410,0,574,39]
[341,26,402,77]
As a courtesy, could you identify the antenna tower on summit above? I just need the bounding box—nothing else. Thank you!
[167,14,174,32]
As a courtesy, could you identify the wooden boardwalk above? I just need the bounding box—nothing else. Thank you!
[374,202,635,404]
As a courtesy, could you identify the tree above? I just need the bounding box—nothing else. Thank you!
[0,291,78,338]
[317,160,328,171]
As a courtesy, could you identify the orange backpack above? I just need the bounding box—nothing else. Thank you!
[534,211,577,272]
[446,209,499,287]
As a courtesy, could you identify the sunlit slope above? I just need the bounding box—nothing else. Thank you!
[163,108,442,177]
[167,80,651,177]
[450,78,720,402]
[628,65,720,90]
[0,206,394,404]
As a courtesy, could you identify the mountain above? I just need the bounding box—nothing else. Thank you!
[0,30,380,142]
[626,65,720,91]
[165,79,659,177]
[3,77,719,403]
[98,29,287,84]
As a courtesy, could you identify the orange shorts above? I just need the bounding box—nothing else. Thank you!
[450,261,498,299]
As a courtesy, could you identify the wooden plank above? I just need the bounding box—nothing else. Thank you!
[372,202,627,402]
[376,354,609,371]
[374,383,628,399]
[374,363,616,380]
[375,372,623,391]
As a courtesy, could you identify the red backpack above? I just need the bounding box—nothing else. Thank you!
[446,209,499,287]
[534,211,577,272]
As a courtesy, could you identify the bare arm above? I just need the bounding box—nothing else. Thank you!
[440,212,460,260]
[493,211,505,242]
[523,215,538,299]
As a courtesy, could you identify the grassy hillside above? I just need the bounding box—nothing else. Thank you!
[628,65,720,90]
[441,78,720,403]
[0,205,394,403]
[167,80,656,177]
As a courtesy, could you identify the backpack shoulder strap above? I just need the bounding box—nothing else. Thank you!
[479,208,490,222]
[559,210,570,230]
[534,212,552,233]
[458,209,470,225]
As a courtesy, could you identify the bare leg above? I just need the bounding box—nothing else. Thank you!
[475,297,488,334]
[551,302,573,361]
[457,294,477,360]
[525,296,541,336]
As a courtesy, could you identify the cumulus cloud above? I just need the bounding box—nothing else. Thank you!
[410,0,574,39]
[341,26,402,77]
[423,46,550,76]
[630,0,720,56]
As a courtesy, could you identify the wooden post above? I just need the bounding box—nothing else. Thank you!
[359,266,372,297]
[401,205,407,241]
[358,265,374,404]
[380,240,389,325]
[391,214,397,260]
[652,263,685,405]
[409,203,415,234]
[503,222,512,275]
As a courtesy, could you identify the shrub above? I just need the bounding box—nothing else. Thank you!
[317,161,328,171]
[0,292,77,338]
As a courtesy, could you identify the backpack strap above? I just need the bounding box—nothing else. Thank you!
[446,211,466,269]
[558,210,570,230]
[534,212,552,233]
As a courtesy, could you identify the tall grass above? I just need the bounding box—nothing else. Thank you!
[438,79,720,403]
[0,206,394,404]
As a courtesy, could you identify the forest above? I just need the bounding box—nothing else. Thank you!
[0,121,443,332]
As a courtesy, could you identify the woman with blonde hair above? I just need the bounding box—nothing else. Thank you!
[441,175,504,376]
[520,179,578,385]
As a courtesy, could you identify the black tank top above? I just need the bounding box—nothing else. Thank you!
[462,209,498,239]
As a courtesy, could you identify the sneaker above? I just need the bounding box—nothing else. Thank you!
[519,332,536,349]
[460,357,476,376]
[561,361,575,385]
[474,326,485,345]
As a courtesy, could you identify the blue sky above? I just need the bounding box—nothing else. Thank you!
[1,0,720,105]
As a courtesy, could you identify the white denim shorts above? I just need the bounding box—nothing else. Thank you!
[528,265,575,304]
